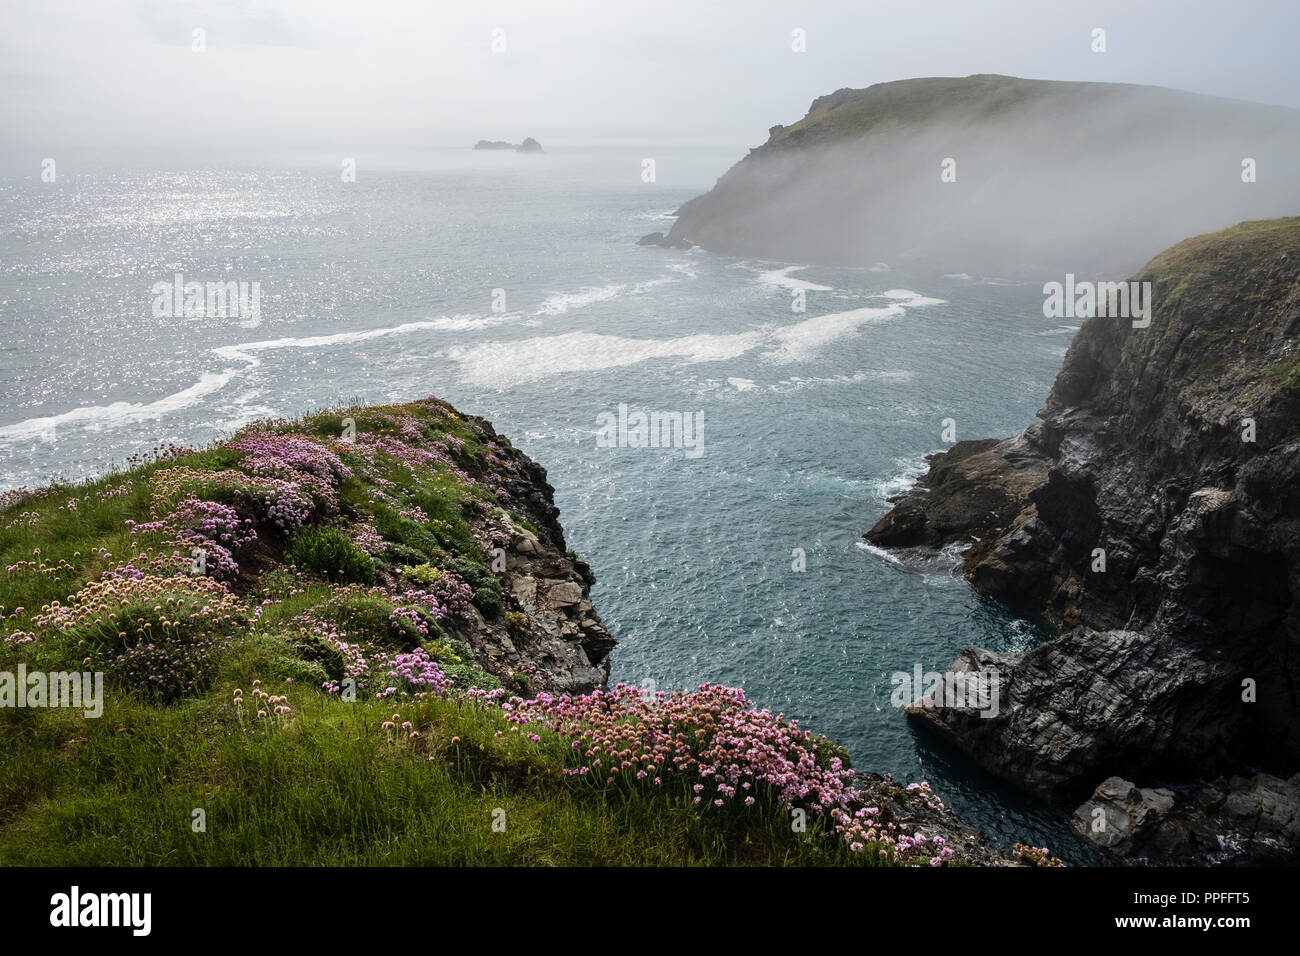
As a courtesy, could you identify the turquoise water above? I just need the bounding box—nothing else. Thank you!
[0,150,1102,862]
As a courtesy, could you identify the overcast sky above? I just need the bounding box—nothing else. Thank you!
[3,0,1299,161]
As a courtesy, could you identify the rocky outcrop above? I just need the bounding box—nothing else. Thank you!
[1072,773,1300,864]
[662,75,1300,278]
[866,217,1300,863]
[474,138,545,153]
[636,231,693,249]
[445,414,614,695]
[848,774,1022,867]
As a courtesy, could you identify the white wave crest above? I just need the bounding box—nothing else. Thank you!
[0,371,238,443]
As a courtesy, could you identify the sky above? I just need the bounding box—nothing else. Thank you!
[3,0,1299,161]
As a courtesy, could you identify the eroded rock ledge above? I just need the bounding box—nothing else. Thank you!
[865,218,1300,863]
[447,414,614,694]
[1071,773,1300,864]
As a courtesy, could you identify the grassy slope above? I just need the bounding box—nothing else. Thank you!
[768,75,1110,146]
[1,683,855,866]
[764,74,1282,149]
[0,397,986,866]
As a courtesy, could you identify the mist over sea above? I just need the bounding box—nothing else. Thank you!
[0,148,1102,861]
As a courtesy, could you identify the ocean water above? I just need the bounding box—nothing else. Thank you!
[0,148,1102,862]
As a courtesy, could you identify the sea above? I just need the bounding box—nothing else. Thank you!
[0,146,1103,863]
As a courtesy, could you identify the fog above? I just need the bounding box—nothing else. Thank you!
[3,0,1300,176]
[669,77,1300,277]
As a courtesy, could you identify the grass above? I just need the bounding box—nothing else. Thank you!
[1267,355,1300,395]
[1138,217,1300,308]
[766,75,1153,148]
[0,666,866,866]
[0,396,953,866]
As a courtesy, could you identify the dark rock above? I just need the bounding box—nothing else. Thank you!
[848,773,1018,866]
[453,414,614,694]
[1072,773,1300,864]
[904,633,1242,804]
[1071,777,1177,856]
[869,218,1300,863]
[637,231,693,249]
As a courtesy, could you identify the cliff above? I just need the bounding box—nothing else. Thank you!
[658,75,1300,278]
[866,218,1300,863]
[0,396,1037,866]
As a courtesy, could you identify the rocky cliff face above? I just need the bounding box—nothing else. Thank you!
[866,218,1300,862]
[658,75,1300,278]
[456,414,615,694]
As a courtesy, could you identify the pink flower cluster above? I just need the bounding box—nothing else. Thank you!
[375,647,450,699]
[105,624,234,699]
[403,576,473,624]
[127,496,256,580]
[231,428,352,485]
[295,584,462,697]
[485,682,941,862]
[358,432,450,474]
[352,522,385,556]
[259,479,316,534]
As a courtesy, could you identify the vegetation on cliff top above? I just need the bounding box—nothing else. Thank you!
[1137,216,1300,300]
[765,74,1138,148]
[0,397,1033,865]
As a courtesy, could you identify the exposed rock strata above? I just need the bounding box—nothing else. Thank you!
[866,218,1300,863]
[1071,773,1300,864]
[437,414,614,695]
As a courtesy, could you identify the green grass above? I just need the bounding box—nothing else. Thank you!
[1138,216,1300,308]
[0,655,872,866]
[287,525,376,585]
[0,397,911,866]
[766,74,1147,148]
[1267,355,1300,395]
